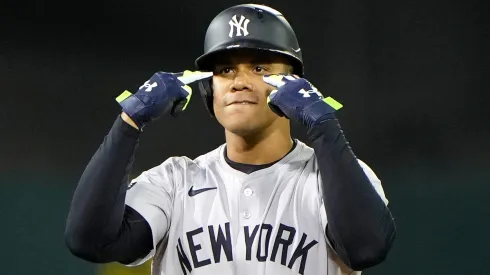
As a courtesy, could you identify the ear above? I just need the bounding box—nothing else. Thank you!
[198,77,215,117]
[280,64,294,75]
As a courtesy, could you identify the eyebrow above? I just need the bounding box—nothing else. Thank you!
[214,60,276,67]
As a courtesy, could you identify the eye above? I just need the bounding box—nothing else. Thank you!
[253,66,267,73]
[218,67,234,75]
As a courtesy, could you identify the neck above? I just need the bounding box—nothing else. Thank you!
[225,122,293,165]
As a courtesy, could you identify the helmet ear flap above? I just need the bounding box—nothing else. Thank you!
[198,78,215,117]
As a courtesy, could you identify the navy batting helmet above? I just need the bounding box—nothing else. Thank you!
[195,4,303,117]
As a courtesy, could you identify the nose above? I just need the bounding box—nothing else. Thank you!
[231,71,253,92]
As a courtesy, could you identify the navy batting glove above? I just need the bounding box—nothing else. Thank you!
[263,74,344,129]
[115,70,212,129]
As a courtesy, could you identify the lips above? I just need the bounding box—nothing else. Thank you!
[227,100,257,106]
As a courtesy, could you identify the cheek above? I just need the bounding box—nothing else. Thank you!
[211,79,227,111]
[257,84,275,103]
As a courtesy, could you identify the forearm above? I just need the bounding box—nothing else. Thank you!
[307,118,396,270]
[64,115,152,263]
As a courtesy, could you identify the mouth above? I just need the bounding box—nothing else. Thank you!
[227,101,257,106]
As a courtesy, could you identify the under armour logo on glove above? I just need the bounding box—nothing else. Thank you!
[263,74,343,129]
[140,80,158,92]
[299,88,323,98]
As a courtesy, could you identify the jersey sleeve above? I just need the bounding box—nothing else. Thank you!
[319,159,389,244]
[123,158,180,266]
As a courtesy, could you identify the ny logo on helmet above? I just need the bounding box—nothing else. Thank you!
[229,15,250,38]
[139,80,158,92]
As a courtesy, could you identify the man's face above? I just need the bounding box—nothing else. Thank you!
[211,49,292,137]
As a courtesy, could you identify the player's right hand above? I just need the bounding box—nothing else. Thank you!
[115,70,212,129]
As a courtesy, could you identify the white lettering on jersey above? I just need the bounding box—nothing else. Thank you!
[175,222,317,275]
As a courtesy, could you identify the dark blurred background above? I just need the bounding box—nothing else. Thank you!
[1,0,489,274]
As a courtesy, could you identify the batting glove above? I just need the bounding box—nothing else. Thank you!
[263,74,344,129]
[115,70,212,129]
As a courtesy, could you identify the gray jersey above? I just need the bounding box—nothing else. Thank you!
[125,139,388,275]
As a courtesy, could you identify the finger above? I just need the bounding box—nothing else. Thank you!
[263,75,286,88]
[266,89,279,104]
[266,90,286,117]
[181,87,192,111]
[176,70,213,85]
[171,99,187,117]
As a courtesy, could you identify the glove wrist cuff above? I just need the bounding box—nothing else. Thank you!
[118,95,148,128]
[302,100,336,128]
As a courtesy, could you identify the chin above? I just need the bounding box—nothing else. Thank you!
[216,108,279,137]
[223,120,262,137]
[222,116,279,138]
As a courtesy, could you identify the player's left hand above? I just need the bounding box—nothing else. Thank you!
[263,74,344,128]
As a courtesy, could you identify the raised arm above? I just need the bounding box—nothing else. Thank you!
[64,71,212,264]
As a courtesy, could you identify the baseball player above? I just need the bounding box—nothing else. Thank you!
[65,4,396,275]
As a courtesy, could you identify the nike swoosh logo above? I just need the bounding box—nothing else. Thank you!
[188,186,217,197]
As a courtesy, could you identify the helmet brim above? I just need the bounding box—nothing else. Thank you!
[195,40,304,77]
